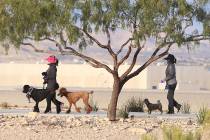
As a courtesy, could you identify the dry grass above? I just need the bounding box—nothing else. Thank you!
[0,102,19,109]
[0,102,10,108]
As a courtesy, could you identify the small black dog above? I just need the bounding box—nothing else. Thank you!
[41,72,59,90]
[22,85,51,112]
[144,99,163,114]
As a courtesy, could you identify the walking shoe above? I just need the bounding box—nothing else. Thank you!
[167,106,174,114]
[177,104,182,113]
[56,105,61,114]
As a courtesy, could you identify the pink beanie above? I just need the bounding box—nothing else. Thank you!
[46,55,57,64]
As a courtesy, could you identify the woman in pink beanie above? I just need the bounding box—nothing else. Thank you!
[43,55,63,113]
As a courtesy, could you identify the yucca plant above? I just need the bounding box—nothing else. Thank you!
[162,126,201,140]
[92,102,99,112]
[181,102,191,114]
[117,105,129,119]
[196,106,209,124]
[89,95,99,112]
[126,97,144,112]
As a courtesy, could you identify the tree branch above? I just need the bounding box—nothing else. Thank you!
[105,27,111,46]
[120,46,141,80]
[21,42,44,53]
[81,29,107,49]
[64,46,113,74]
[25,36,64,54]
[117,38,133,55]
[122,44,172,83]
[117,45,132,67]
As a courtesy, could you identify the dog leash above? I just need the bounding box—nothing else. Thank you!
[27,87,34,96]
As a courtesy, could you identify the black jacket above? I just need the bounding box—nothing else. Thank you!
[46,64,57,90]
[165,63,177,85]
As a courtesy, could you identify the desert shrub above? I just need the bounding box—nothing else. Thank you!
[0,102,10,108]
[141,133,157,140]
[92,102,99,112]
[162,126,201,140]
[126,97,144,112]
[181,102,191,114]
[89,95,99,112]
[141,126,201,140]
[117,105,129,119]
[197,106,210,125]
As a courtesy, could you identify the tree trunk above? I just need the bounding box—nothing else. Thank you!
[107,76,123,121]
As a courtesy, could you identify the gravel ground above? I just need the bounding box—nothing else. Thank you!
[0,111,202,140]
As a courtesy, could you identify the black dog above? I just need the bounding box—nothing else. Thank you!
[22,85,52,113]
[42,72,59,90]
[144,99,163,114]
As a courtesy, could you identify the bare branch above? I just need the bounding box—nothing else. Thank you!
[119,38,146,80]
[81,29,107,49]
[120,46,141,80]
[21,42,44,53]
[117,38,133,55]
[64,46,113,74]
[122,44,172,83]
[59,31,68,48]
[45,37,64,53]
[117,45,132,67]
[25,36,64,54]
[105,27,111,46]
[185,35,210,42]
[84,60,102,68]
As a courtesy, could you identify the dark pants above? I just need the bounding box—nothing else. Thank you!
[45,90,62,113]
[167,84,180,111]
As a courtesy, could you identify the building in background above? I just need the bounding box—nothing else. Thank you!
[0,64,209,91]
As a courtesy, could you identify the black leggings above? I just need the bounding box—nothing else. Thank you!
[46,90,62,111]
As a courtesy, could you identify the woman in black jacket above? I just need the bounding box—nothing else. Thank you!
[44,55,63,114]
[162,54,181,114]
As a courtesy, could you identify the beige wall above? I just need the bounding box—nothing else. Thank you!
[147,65,210,90]
[1,63,209,90]
[0,63,148,89]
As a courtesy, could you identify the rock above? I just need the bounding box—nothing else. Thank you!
[27,112,39,120]
[152,124,159,128]
[103,118,109,122]
[66,117,74,124]
[128,127,147,135]
[187,120,193,125]
[93,127,100,131]
[119,118,125,122]
[20,118,29,126]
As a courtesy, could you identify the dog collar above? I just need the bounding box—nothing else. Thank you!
[26,87,34,96]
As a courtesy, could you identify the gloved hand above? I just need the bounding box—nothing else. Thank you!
[42,72,47,76]
[160,80,164,83]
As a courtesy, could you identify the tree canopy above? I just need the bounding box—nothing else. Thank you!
[0,0,209,50]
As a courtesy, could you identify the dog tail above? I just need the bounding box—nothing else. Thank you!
[89,90,94,94]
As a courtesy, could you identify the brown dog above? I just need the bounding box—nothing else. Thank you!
[58,87,93,114]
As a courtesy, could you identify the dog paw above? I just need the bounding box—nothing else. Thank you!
[44,110,50,114]
[66,110,71,114]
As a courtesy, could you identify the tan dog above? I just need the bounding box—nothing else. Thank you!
[58,87,93,114]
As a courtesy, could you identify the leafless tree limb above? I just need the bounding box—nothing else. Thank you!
[122,43,172,83]
[117,45,132,67]
[21,42,44,53]
[117,38,133,55]
[64,46,113,74]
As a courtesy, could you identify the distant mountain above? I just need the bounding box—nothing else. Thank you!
[0,39,210,65]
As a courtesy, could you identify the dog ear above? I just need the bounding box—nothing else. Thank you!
[59,87,67,94]
[23,85,30,93]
